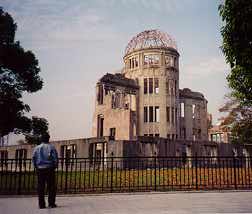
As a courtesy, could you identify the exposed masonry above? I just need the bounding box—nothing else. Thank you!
[2,30,250,163]
[92,30,208,142]
[1,138,252,167]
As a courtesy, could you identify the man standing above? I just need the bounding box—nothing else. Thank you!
[32,133,58,209]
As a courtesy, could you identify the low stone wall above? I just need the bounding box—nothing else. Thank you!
[119,137,252,157]
[0,137,251,161]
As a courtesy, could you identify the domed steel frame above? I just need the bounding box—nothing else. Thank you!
[125,29,177,55]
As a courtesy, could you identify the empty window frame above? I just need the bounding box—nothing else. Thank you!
[165,55,172,66]
[198,129,201,140]
[0,150,8,166]
[111,94,115,108]
[154,78,159,94]
[172,107,175,124]
[97,84,103,105]
[0,150,8,160]
[175,80,177,96]
[144,55,149,65]
[115,92,121,108]
[130,57,139,69]
[109,128,116,140]
[175,108,177,125]
[15,149,27,160]
[192,104,196,119]
[181,127,186,139]
[144,106,159,123]
[232,148,238,157]
[166,79,170,94]
[15,149,27,166]
[152,55,159,64]
[170,80,174,95]
[174,57,177,67]
[112,91,121,109]
[166,106,170,123]
[135,58,138,67]
[154,106,160,122]
[144,78,148,94]
[181,103,185,117]
[97,115,104,137]
[144,54,159,65]
[149,106,153,122]
[72,144,77,158]
[149,78,153,94]
[144,106,148,123]
[60,145,65,158]
[61,145,77,159]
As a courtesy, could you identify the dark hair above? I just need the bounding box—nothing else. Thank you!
[41,132,50,143]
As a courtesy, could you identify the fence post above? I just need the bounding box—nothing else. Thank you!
[154,155,157,191]
[64,158,69,193]
[195,153,198,190]
[17,159,22,195]
[233,156,237,190]
[110,154,114,193]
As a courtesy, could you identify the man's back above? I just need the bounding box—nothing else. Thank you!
[32,143,58,169]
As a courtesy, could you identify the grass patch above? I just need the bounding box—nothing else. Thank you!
[1,167,252,194]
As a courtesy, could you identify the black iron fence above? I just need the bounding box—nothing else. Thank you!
[0,156,252,195]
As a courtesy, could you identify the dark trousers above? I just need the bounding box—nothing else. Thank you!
[37,168,56,207]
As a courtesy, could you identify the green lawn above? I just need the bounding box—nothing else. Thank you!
[1,167,252,194]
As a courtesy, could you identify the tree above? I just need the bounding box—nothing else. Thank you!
[25,117,49,145]
[219,0,252,105]
[219,94,252,144]
[0,7,44,139]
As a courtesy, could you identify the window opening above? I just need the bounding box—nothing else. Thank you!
[97,84,103,105]
[166,80,170,94]
[144,78,148,94]
[166,107,170,123]
[149,106,153,122]
[181,103,185,118]
[149,78,153,94]
[155,106,160,122]
[192,104,196,119]
[97,115,104,137]
[144,106,148,123]
[154,78,159,94]
[109,128,116,140]
[172,107,175,124]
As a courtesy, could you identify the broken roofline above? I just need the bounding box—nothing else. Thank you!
[99,73,139,90]
[179,88,206,101]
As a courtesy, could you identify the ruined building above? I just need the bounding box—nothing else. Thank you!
[92,30,208,141]
[1,30,252,161]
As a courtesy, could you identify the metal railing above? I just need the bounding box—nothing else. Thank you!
[0,156,252,194]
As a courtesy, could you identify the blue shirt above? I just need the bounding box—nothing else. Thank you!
[32,143,58,169]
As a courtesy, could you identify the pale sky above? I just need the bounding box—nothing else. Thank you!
[2,0,229,141]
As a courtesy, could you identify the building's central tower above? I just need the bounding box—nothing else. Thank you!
[123,29,180,139]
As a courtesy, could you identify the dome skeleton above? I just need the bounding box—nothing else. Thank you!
[125,29,177,55]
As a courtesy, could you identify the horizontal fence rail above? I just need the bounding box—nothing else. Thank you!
[0,156,252,194]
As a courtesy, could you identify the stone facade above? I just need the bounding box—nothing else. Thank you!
[92,73,139,141]
[179,88,208,141]
[208,125,231,143]
[92,30,208,141]
[1,138,251,164]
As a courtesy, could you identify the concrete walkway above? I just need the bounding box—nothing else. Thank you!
[1,191,252,214]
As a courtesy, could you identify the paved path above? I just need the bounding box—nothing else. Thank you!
[1,191,252,214]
